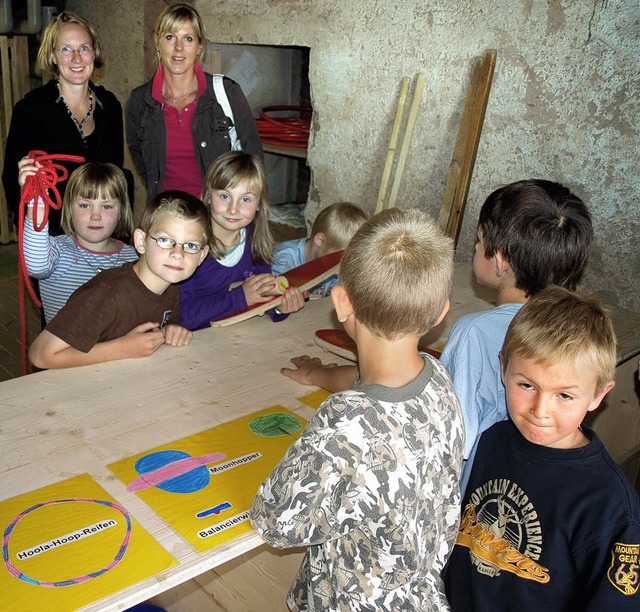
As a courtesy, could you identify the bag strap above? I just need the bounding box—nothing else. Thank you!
[212,74,235,124]
[212,74,241,151]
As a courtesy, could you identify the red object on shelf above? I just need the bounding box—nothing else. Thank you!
[256,105,312,149]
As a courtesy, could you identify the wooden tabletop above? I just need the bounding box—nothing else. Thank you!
[0,294,352,610]
[1,262,637,610]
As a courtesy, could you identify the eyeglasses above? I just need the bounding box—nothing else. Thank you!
[148,234,204,254]
[56,45,94,58]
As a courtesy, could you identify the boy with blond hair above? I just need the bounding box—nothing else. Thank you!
[251,208,464,610]
[280,182,594,491]
[29,191,210,369]
[444,286,640,610]
[440,179,592,493]
[271,201,367,298]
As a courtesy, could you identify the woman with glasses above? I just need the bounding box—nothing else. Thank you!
[2,11,129,236]
[125,3,263,203]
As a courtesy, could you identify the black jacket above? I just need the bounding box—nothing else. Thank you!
[2,79,125,235]
[125,70,263,202]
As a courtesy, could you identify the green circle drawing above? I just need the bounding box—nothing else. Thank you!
[249,413,302,437]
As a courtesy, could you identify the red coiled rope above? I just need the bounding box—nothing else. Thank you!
[18,151,85,375]
[256,105,312,148]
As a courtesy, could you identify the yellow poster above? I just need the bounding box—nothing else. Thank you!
[0,473,176,612]
[108,406,306,552]
[298,388,331,409]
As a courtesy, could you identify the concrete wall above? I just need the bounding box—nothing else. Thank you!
[68,0,639,311]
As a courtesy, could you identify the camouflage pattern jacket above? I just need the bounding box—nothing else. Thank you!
[251,354,464,611]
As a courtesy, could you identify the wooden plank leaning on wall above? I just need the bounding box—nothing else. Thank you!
[0,35,30,244]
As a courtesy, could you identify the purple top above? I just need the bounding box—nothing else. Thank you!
[179,234,272,330]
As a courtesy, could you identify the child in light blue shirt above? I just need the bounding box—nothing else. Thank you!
[272,201,367,298]
[440,179,593,493]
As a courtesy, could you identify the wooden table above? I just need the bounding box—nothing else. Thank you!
[1,262,637,611]
[0,295,348,611]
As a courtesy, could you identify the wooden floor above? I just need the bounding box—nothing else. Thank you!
[149,545,304,611]
[0,272,42,381]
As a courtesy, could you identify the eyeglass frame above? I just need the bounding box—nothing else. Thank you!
[56,45,95,58]
[148,234,205,255]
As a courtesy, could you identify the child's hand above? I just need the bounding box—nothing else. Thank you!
[18,157,46,224]
[279,287,307,314]
[163,324,193,347]
[281,355,338,384]
[121,322,165,357]
[17,156,41,188]
[281,355,358,392]
[242,273,278,306]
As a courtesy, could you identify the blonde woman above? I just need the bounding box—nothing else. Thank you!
[126,3,263,202]
[2,11,127,236]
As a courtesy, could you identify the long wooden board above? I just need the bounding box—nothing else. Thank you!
[438,50,496,245]
[375,76,410,214]
[210,250,344,328]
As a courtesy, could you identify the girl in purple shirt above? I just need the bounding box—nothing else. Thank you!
[180,152,305,330]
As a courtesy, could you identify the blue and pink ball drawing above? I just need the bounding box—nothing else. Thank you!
[127,450,226,494]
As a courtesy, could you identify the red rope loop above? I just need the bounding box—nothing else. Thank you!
[256,105,312,149]
[17,151,85,375]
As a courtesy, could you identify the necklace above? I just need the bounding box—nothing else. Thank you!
[58,83,94,138]
[74,241,123,274]
[162,76,198,105]
[161,88,198,104]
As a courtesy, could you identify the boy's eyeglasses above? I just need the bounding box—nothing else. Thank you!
[56,45,94,58]
[148,235,204,254]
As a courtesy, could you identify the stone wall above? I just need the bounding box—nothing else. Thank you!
[68,0,639,310]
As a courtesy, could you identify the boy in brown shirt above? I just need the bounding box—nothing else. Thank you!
[29,191,210,369]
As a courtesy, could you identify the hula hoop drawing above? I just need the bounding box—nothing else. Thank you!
[2,498,132,587]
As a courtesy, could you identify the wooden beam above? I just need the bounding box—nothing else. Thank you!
[0,36,12,131]
[0,36,30,244]
[386,73,426,211]
[13,36,30,101]
[375,77,410,214]
[439,50,497,245]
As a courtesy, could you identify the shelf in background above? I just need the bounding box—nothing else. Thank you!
[263,143,307,159]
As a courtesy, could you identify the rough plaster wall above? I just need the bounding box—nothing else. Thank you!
[66,0,164,216]
[68,0,638,310]
[193,0,639,311]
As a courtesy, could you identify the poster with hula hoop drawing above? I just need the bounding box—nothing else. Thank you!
[108,406,306,552]
[0,473,176,612]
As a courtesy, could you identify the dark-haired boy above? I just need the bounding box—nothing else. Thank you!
[440,179,593,492]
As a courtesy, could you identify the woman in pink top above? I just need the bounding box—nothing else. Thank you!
[126,3,263,202]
